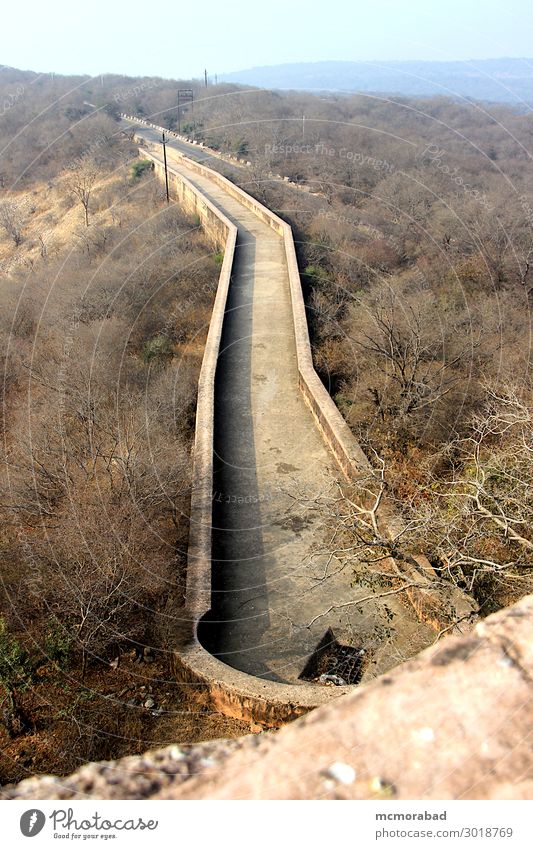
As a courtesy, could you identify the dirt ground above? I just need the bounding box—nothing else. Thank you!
[0,652,250,787]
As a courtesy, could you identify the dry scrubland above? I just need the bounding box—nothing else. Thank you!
[0,72,249,783]
[180,84,532,618]
[0,67,531,782]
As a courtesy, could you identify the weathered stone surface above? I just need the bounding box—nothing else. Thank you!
[4,596,532,800]
[1,738,248,801]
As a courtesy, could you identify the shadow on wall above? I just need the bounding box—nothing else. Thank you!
[197,234,287,684]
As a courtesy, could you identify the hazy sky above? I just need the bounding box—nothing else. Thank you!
[1,0,532,79]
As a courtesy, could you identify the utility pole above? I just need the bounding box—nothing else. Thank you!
[204,68,208,88]
[162,131,170,204]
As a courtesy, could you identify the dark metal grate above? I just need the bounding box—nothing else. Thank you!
[299,628,367,686]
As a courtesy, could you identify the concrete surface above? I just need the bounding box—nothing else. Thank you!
[126,123,435,685]
[5,595,531,800]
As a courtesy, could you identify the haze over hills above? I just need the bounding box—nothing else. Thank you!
[220,58,533,105]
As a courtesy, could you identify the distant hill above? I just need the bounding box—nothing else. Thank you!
[220,58,533,105]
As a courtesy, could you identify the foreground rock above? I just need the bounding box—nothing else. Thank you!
[4,596,532,800]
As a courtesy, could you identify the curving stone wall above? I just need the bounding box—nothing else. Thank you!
[138,151,237,626]
[137,145,355,725]
[5,595,531,800]
[131,121,374,480]
[130,124,476,727]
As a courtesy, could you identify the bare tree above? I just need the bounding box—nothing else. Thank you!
[285,380,530,643]
[33,520,150,678]
[0,197,24,245]
[69,158,99,226]
[357,285,466,422]
[409,383,532,589]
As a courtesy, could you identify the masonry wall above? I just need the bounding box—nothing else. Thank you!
[134,128,476,726]
[136,145,355,724]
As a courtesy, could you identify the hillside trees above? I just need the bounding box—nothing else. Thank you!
[69,158,99,226]
[409,383,532,609]
[0,198,25,245]
[0,159,219,684]
[302,381,532,620]
[0,617,34,737]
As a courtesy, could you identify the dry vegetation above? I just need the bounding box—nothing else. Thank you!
[0,69,251,784]
[0,66,531,780]
[179,85,532,618]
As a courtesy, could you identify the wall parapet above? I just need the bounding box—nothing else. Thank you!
[128,118,372,479]
[131,121,477,725]
[137,146,353,725]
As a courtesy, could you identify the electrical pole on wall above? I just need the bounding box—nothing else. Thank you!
[162,131,170,203]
